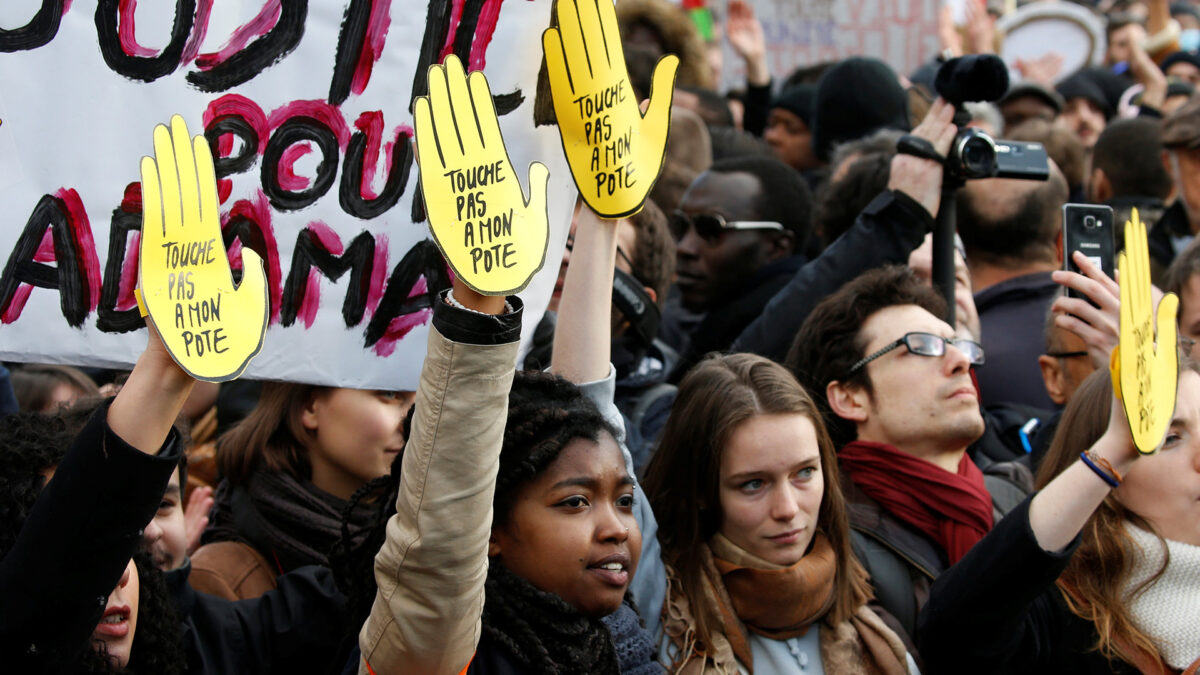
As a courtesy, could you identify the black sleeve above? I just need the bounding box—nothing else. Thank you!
[1137,105,1164,119]
[433,292,524,345]
[0,402,181,673]
[732,190,933,361]
[915,495,1081,674]
[742,79,773,137]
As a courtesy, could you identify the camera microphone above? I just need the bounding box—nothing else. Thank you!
[934,54,1009,106]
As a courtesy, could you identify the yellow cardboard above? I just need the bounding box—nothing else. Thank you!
[138,115,268,382]
[414,55,550,296]
[543,0,678,219]
[1113,208,1180,454]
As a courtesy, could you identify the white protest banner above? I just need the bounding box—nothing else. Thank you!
[0,0,575,390]
[719,0,941,91]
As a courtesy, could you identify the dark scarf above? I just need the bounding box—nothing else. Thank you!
[602,598,666,675]
[481,563,621,675]
[203,471,376,572]
[839,441,993,565]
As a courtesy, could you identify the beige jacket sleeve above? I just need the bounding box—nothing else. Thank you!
[358,307,519,675]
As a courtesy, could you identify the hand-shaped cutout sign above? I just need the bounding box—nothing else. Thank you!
[415,55,550,296]
[544,0,678,218]
[138,115,268,382]
[1112,208,1179,454]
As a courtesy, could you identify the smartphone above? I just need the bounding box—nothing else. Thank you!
[1061,203,1115,303]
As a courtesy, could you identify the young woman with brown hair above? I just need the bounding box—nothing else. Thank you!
[917,362,1200,674]
[641,353,914,674]
[190,380,413,599]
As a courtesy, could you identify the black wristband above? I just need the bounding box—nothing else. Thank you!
[896,134,946,165]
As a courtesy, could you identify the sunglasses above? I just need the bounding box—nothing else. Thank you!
[846,331,985,377]
[670,209,784,243]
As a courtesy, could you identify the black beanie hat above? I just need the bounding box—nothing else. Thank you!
[769,84,816,126]
[812,57,911,162]
[1055,70,1114,119]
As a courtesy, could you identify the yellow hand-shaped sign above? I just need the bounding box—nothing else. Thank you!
[415,55,550,296]
[544,0,678,219]
[1112,208,1179,454]
[139,115,268,382]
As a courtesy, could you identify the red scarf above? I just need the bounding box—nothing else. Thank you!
[839,441,993,565]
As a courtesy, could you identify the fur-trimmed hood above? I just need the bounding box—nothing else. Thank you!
[616,0,713,89]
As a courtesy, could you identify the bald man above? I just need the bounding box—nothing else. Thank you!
[955,162,1070,412]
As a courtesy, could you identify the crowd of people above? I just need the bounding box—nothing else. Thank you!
[4,0,1200,672]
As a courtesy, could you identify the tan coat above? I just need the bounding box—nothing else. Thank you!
[357,321,519,675]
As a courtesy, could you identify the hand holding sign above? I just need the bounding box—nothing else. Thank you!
[415,55,550,296]
[1112,208,1179,454]
[139,115,268,382]
[544,0,677,218]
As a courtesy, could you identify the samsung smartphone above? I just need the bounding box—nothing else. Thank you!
[1061,203,1115,302]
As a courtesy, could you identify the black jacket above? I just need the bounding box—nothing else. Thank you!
[916,495,1139,674]
[167,560,351,674]
[669,253,806,382]
[732,190,934,362]
[0,401,353,675]
[1,403,181,673]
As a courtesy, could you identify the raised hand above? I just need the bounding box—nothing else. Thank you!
[726,0,769,85]
[414,55,549,296]
[1052,251,1121,371]
[139,115,268,382]
[543,0,678,218]
[1115,208,1179,454]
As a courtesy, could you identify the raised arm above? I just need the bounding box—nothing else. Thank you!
[734,100,956,360]
[550,204,618,383]
[359,54,526,675]
[358,277,519,675]
[1,326,192,673]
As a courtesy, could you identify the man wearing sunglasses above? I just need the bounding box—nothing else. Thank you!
[667,155,813,380]
[788,265,1031,646]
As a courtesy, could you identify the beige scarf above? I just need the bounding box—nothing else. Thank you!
[662,533,909,675]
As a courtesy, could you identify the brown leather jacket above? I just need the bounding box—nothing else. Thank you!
[189,540,278,601]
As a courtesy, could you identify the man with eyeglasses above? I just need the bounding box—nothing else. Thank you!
[666,154,813,380]
[787,265,1031,647]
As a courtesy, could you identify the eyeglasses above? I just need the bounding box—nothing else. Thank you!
[670,209,784,243]
[846,332,985,376]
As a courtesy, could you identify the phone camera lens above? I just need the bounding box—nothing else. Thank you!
[1084,216,1096,229]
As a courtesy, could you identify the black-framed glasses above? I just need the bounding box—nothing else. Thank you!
[846,332,985,376]
[670,209,784,243]
[1045,350,1089,359]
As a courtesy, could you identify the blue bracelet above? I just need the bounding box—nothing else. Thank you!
[1080,451,1120,488]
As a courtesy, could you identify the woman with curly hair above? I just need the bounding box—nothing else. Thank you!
[0,407,187,674]
[350,207,661,674]
[917,360,1200,674]
[0,327,195,673]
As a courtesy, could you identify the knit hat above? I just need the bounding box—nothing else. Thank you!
[811,57,911,162]
[1055,70,1114,118]
[1162,50,1200,76]
[769,84,816,127]
[999,81,1065,113]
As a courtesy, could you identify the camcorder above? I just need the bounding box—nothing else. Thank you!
[935,55,1051,182]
